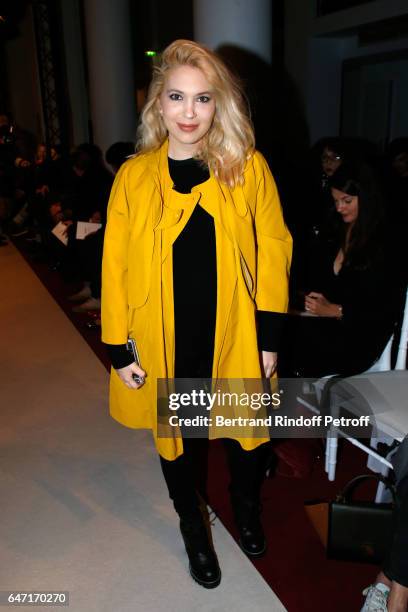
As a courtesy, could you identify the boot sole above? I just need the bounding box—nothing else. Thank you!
[189,564,221,589]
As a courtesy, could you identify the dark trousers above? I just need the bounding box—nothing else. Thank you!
[159,437,269,520]
[383,475,408,587]
[167,303,268,521]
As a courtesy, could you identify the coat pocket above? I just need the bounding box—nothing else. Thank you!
[239,250,255,298]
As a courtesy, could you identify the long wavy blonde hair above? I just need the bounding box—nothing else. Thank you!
[136,39,255,188]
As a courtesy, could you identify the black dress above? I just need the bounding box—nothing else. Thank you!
[169,157,216,379]
[281,229,404,378]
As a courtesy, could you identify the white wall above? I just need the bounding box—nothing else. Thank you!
[307,36,352,144]
[194,0,272,63]
[83,0,137,156]
[308,34,408,142]
[313,0,408,35]
[285,0,408,145]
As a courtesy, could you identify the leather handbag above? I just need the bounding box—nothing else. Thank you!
[327,474,396,564]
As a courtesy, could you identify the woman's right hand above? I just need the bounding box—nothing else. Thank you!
[116,362,146,390]
[305,292,341,317]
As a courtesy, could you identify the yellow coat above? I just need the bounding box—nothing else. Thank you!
[101,139,292,460]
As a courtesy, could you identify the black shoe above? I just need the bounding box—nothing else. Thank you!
[180,517,221,588]
[231,495,267,558]
[237,518,267,558]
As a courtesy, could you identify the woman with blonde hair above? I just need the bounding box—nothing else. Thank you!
[102,39,292,588]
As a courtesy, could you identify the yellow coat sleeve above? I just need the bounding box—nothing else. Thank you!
[252,151,292,313]
[101,162,131,344]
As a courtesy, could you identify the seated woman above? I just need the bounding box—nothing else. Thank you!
[280,161,405,378]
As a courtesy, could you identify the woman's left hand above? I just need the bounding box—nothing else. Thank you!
[305,292,340,317]
[261,351,278,378]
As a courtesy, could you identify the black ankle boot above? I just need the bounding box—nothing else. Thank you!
[179,516,221,588]
[231,494,267,558]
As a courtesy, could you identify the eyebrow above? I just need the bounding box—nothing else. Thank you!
[166,89,213,95]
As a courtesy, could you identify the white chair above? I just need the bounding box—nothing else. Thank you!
[325,371,408,501]
[323,288,408,501]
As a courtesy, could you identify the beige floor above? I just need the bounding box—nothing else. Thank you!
[0,242,286,612]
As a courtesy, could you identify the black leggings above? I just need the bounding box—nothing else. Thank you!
[159,437,270,520]
[166,306,269,520]
[383,476,408,587]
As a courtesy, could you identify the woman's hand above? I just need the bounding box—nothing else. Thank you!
[305,292,342,318]
[261,351,278,378]
[116,362,146,390]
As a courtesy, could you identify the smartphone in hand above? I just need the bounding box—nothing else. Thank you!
[126,338,145,385]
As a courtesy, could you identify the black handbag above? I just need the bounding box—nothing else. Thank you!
[327,474,396,564]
